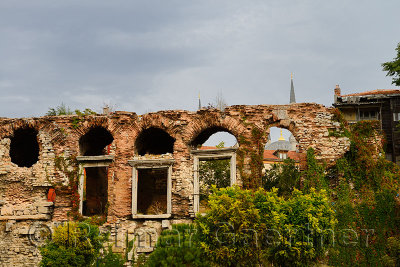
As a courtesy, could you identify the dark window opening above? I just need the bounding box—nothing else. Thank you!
[360,110,379,120]
[199,158,230,213]
[79,127,113,156]
[137,168,168,215]
[135,128,175,156]
[191,126,234,148]
[10,127,39,167]
[82,167,108,216]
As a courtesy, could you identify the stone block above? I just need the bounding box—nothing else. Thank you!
[38,206,50,214]
[1,206,13,216]
[5,222,13,232]
[19,227,29,235]
[161,220,170,229]
[37,201,54,207]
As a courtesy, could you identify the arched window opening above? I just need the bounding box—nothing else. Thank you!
[191,126,237,148]
[135,127,175,156]
[79,127,113,156]
[191,127,237,213]
[10,127,39,167]
[263,127,301,197]
[78,126,113,217]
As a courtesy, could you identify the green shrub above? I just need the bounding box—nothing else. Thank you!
[269,188,337,266]
[98,245,125,267]
[262,158,300,197]
[145,224,210,267]
[302,148,328,192]
[39,222,107,267]
[196,186,336,266]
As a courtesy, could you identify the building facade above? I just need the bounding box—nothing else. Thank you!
[0,103,351,265]
[333,85,400,163]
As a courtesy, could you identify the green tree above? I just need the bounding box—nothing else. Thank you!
[198,141,231,211]
[382,42,400,86]
[262,158,300,197]
[302,147,328,192]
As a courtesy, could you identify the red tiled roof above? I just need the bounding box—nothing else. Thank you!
[341,89,400,97]
[200,146,302,161]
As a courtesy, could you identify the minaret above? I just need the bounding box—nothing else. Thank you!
[198,92,201,110]
[290,73,296,104]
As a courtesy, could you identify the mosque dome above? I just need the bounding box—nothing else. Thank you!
[265,130,297,151]
[265,140,292,151]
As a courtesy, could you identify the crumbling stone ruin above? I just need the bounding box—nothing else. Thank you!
[0,103,350,266]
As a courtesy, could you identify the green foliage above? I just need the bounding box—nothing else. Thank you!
[39,222,107,267]
[39,242,85,267]
[46,103,96,117]
[196,186,336,266]
[146,224,211,267]
[46,103,74,116]
[302,148,328,192]
[198,141,231,209]
[46,104,97,129]
[199,158,230,191]
[196,186,278,266]
[382,237,400,266]
[269,188,337,267]
[262,158,300,197]
[98,245,125,267]
[382,42,400,86]
[327,120,400,266]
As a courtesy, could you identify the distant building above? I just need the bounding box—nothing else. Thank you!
[333,85,400,163]
[263,129,300,170]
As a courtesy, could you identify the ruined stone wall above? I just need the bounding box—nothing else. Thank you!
[0,103,350,266]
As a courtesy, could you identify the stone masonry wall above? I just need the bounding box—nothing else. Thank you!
[0,103,351,266]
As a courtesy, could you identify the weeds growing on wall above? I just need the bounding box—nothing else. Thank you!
[327,120,400,266]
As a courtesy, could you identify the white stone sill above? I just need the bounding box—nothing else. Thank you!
[132,214,171,219]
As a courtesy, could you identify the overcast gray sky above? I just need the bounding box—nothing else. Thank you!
[1,0,399,120]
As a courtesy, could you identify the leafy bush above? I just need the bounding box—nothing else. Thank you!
[302,147,328,192]
[196,186,336,266]
[269,189,337,266]
[146,224,210,267]
[98,245,125,267]
[39,222,107,267]
[262,158,300,197]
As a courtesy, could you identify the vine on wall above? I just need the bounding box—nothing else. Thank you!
[52,155,108,225]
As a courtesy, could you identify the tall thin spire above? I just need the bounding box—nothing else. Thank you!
[198,92,201,110]
[290,72,296,104]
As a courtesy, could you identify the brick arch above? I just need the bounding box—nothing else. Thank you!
[183,112,247,147]
[70,116,112,137]
[0,119,43,139]
[264,122,301,148]
[133,113,181,155]
[133,113,182,140]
